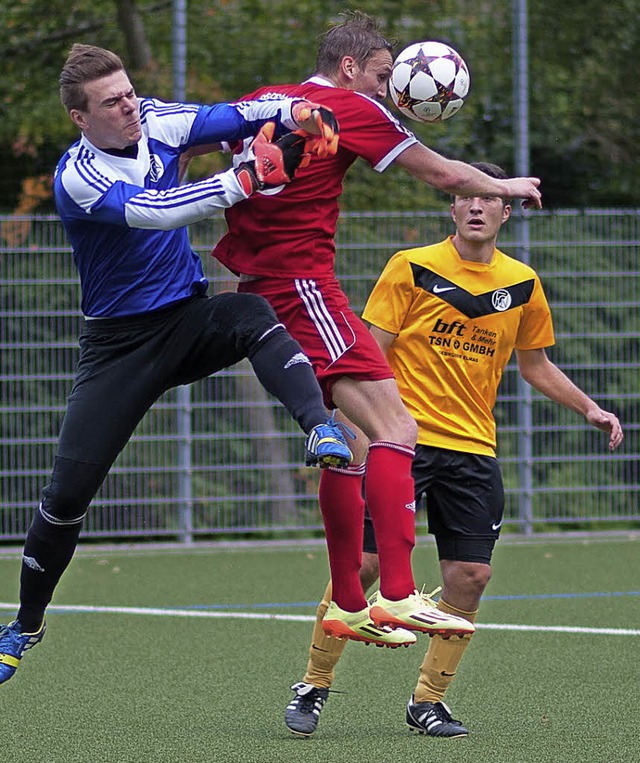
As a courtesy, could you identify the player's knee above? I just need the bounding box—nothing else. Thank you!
[224,293,283,350]
[235,292,278,326]
[402,412,419,446]
[385,408,417,447]
[456,563,492,597]
[369,404,417,447]
[40,456,102,522]
[473,564,492,592]
[40,488,90,524]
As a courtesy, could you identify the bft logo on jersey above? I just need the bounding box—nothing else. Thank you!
[492,289,512,312]
[148,154,164,183]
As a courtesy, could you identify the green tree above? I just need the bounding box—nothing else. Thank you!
[0,0,639,211]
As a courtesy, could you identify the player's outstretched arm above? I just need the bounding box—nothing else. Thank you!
[395,143,542,208]
[178,100,340,183]
[82,122,313,231]
[516,348,624,451]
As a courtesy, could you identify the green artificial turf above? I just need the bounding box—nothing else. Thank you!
[0,536,638,763]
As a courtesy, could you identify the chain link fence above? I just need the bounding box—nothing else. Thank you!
[1,210,638,542]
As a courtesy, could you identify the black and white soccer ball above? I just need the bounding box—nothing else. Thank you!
[389,41,470,123]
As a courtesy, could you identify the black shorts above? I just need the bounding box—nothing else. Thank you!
[363,444,504,564]
[42,293,280,519]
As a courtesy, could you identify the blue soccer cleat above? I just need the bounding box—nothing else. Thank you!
[305,418,353,468]
[0,620,46,684]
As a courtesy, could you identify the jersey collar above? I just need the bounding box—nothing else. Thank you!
[303,75,335,88]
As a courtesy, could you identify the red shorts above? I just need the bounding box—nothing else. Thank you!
[238,276,394,408]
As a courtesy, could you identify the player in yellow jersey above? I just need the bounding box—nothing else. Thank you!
[285,162,623,737]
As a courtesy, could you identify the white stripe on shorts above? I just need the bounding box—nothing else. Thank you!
[294,278,349,361]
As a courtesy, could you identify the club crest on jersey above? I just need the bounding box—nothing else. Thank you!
[492,289,512,312]
[148,154,164,183]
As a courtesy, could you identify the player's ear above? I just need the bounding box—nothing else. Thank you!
[341,55,357,80]
[502,204,512,223]
[69,109,88,130]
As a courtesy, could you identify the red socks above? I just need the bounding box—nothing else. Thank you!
[318,442,417,611]
[365,442,416,600]
[318,464,367,611]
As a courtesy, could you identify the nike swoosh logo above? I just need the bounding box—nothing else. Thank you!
[433,284,457,294]
[311,644,329,652]
[491,520,503,531]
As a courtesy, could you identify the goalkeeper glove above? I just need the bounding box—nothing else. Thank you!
[234,122,311,194]
[291,100,340,158]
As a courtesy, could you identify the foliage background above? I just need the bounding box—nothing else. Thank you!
[1,0,639,214]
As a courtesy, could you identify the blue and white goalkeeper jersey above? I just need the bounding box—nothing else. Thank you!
[54,96,301,318]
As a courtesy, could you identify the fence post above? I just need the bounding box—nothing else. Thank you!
[512,0,534,534]
[516,374,535,535]
[512,212,534,535]
[177,385,193,544]
[172,0,192,543]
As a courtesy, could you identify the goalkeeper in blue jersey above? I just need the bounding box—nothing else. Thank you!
[0,43,349,685]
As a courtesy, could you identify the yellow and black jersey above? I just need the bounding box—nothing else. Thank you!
[362,235,555,456]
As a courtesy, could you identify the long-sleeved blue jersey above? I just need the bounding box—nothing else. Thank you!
[54,96,301,317]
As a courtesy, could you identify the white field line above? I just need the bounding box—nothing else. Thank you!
[0,601,638,636]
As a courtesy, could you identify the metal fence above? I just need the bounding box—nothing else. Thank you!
[1,210,638,542]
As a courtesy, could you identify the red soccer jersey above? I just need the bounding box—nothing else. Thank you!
[212,77,417,279]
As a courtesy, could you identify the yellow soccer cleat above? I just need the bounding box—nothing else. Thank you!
[322,601,416,648]
[369,588,475,638]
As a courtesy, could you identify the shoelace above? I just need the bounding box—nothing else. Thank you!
[292,683,345,712]
[298,689,326,713]
[429,701,463,725]
[415,585,442,607]
[328,411,356,441]
[0,623,15,642]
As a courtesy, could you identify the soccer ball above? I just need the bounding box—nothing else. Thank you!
[389,41,470,123]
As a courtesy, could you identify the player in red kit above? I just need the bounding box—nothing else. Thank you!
[209,12,543,649]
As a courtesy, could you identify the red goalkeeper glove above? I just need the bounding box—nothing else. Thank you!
[291,100,340,158]
[234,122,311,194]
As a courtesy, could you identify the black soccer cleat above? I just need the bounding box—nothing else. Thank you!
[406,696,469,738]
[285,681,329,736]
